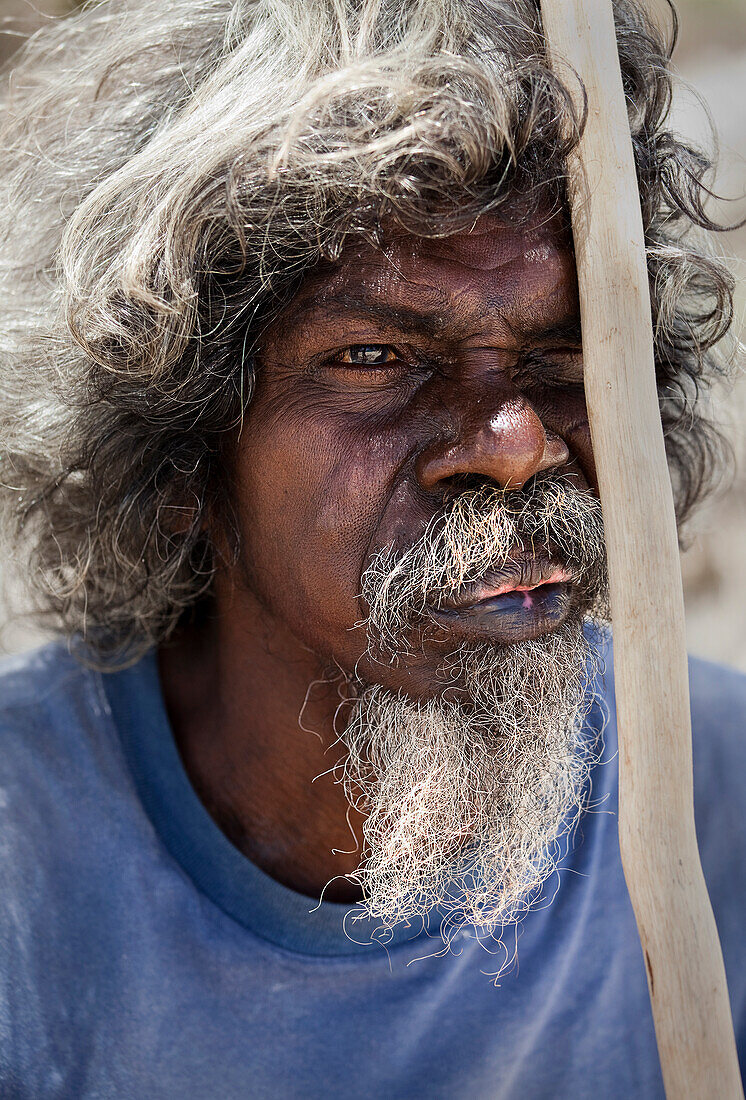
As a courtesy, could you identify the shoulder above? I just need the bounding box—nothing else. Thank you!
[591,639,745,898]
[0,641,116,790]
[0,641,127,882]
[0,639,98,721]
[591,640,746,1035]
[685,657,746,1036]
[685,657,746,883]
[0,642,137,923]
[0,645,144,1083]
[593,635,745,779]
[684,656,746,827]
[688,654,746,759]
[685,654,746,836]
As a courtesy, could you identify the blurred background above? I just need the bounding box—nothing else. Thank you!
[0,0,744,667]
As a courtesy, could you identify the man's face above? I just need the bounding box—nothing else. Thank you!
[229,210,598,697]
[223,209,610,934]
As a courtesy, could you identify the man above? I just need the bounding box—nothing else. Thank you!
[0,0,743,1096]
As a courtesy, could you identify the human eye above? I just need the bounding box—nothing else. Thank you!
[308,340,435,396]
[335,344,400,367]
[318,343,416,390]
[514,349,584,390]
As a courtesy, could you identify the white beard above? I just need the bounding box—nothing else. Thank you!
[331,474,609,947]
[335,617,604,944]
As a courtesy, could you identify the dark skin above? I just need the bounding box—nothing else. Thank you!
[160,211,598,902]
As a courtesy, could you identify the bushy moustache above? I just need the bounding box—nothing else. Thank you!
[361,471,610,656]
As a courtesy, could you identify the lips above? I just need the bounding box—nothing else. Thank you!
[428,554,577,645]
[435,554,572,612]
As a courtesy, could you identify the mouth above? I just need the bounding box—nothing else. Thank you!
[427,557,577,645]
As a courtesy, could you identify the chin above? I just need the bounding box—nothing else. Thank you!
[332,617,605,950]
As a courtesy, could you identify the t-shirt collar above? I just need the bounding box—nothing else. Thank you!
[103,650,447,957]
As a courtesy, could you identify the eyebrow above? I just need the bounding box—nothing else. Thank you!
[291,291,582,346]
[528,318,583,345]
[292,292,453,341]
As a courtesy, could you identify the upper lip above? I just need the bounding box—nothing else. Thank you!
[431,552,573,613]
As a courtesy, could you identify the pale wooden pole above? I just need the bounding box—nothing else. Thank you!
[538,1,743,1096]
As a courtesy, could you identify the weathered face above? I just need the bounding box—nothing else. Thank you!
[228,211,598,698]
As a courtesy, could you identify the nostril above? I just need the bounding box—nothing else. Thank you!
[438,473,494,502]
[543,430,570,468]
[415,401,570,493]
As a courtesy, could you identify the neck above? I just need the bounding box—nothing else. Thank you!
[158,590,365,903]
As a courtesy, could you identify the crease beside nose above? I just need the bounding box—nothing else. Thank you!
[416,398,570,492]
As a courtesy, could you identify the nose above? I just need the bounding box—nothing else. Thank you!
[416,395,570,492]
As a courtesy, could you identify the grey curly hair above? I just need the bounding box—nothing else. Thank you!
[0,0,737,662]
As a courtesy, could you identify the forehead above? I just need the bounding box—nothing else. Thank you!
[289,211,578,340]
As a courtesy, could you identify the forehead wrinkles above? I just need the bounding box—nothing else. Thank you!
[288,253,455,337]
[284,218,576,340]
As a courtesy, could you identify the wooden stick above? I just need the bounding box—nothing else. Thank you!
[538,1,743,1095]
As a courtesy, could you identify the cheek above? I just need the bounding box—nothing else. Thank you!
[231,397,410,645]
[559,403,596,490]
[567,421,597,490]
[531,390,597,491]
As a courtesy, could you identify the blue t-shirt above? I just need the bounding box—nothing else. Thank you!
[0,638,744,1099]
